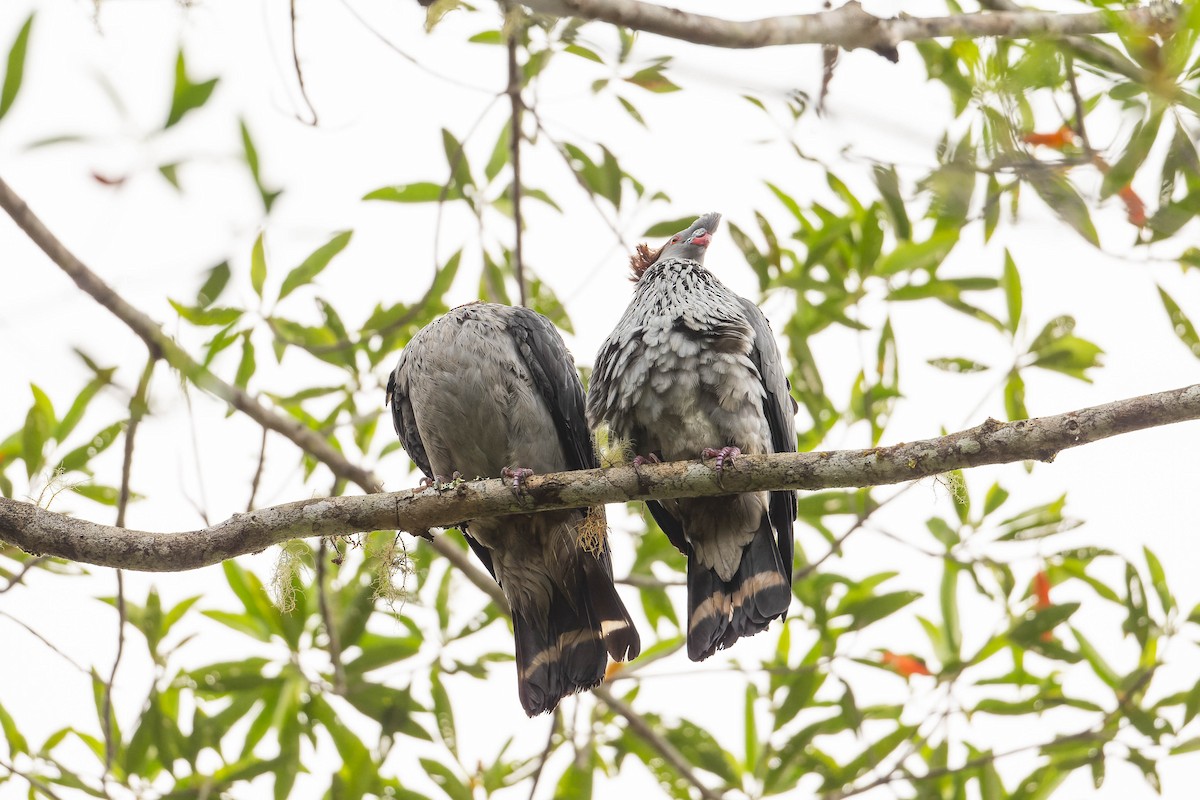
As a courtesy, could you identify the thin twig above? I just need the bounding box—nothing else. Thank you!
[333,0,494,93]
[507,30,527,307]
[524,708,560,800]
[103,358,153,792]
[1064,54,1094,155]
[0,609,90,675]
[0,758,67,800]
[0,554,47,594]
[528,109,632,252]
[247,425,269,512]
[317,538,347,694]
[289,0,319,125]
[593,686,723,800]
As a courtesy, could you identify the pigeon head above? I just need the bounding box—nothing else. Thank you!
[659,212,721,263]
[629,212,722,280]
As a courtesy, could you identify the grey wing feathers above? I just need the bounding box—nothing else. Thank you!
[504,306,597,472]
[386,367,433,481]
[738,297,798,577]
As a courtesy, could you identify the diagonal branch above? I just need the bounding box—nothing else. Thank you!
[0,175,381,494]
[515,0,1177,58]
[2,383,1197,571]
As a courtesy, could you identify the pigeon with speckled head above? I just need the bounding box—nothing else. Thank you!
[588,213,797,661]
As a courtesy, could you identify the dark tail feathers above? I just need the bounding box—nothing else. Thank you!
[512,559,641,716]
[686,515,791,662]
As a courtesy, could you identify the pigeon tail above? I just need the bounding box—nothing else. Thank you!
[685,514,791,662]
[512,544,640,716]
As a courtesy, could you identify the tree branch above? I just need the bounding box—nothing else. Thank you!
[2,383,1197,571]
[517,0,1177,59]
[0,174,381,494]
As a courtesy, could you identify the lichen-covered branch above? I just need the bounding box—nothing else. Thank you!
[517,0,1177,58]
[2,383,1197,571]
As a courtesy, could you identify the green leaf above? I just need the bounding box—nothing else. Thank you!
[1009,602,1079,645]
[1070,626,1121,689]
[564,43,603,63]
[1100,107,1162,200]
[983,174,1002,242]
[872,164,911,240]
[197,261,232,307]
[55,369,115,443]
[941,560,962,660]
[616,95,647,127]
[554,748,594,800]
[664,719,739,783]
[73,484,124,505]
[744,683,759,775]
[1004,370,1027,421]
[21,386,53,477]
[1028,333,1104,383]
[0,14,33,121]
[0,701,28,755]
[168,299,243,327]
[344,632,422,676]
[241,120,281,212]
[187,657,274,695]
[363,182,461,203]
[442,128,474,196]
[234,331,256,390]
[250,232,267,299]
[484,123,510,183]
[625,64,680,93]
[1002,249,1022,335]
[278,231,352,301]
[58,421,124,474]
[928,357,989,373]
[165,49,218,129]
[419,758,471,800]
[874,231,958,275]
[1027,171,1099,246]
[1157,285,1200,359]
[643,216,696,238]
[1143,546,1175,616]
[429,669,457,759]
[843,591,921,632]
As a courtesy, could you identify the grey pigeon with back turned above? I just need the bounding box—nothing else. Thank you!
[588,213,797,661]
[387,302,640,715]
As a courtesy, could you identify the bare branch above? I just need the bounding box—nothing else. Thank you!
[290,0,320,125]
[2,383,1197,571]
[507,29,528,307]
[517,0,1177,59]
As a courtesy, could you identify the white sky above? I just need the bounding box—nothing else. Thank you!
[1,1,1199,798]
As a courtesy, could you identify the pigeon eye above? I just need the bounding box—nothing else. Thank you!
[671,235,682,243]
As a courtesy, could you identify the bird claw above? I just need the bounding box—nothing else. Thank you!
[632,453,662,468]
[701,446,742,484]
[501,466,535,494]
[418,471,463,490]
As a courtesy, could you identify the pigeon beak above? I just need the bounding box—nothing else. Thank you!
[691,231,712,248]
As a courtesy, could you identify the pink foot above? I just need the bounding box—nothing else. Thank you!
[633,453,662,467]
[501,466,535,493]
[701,446,742,478]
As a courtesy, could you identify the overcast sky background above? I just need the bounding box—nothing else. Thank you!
[1,1,1199,798]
